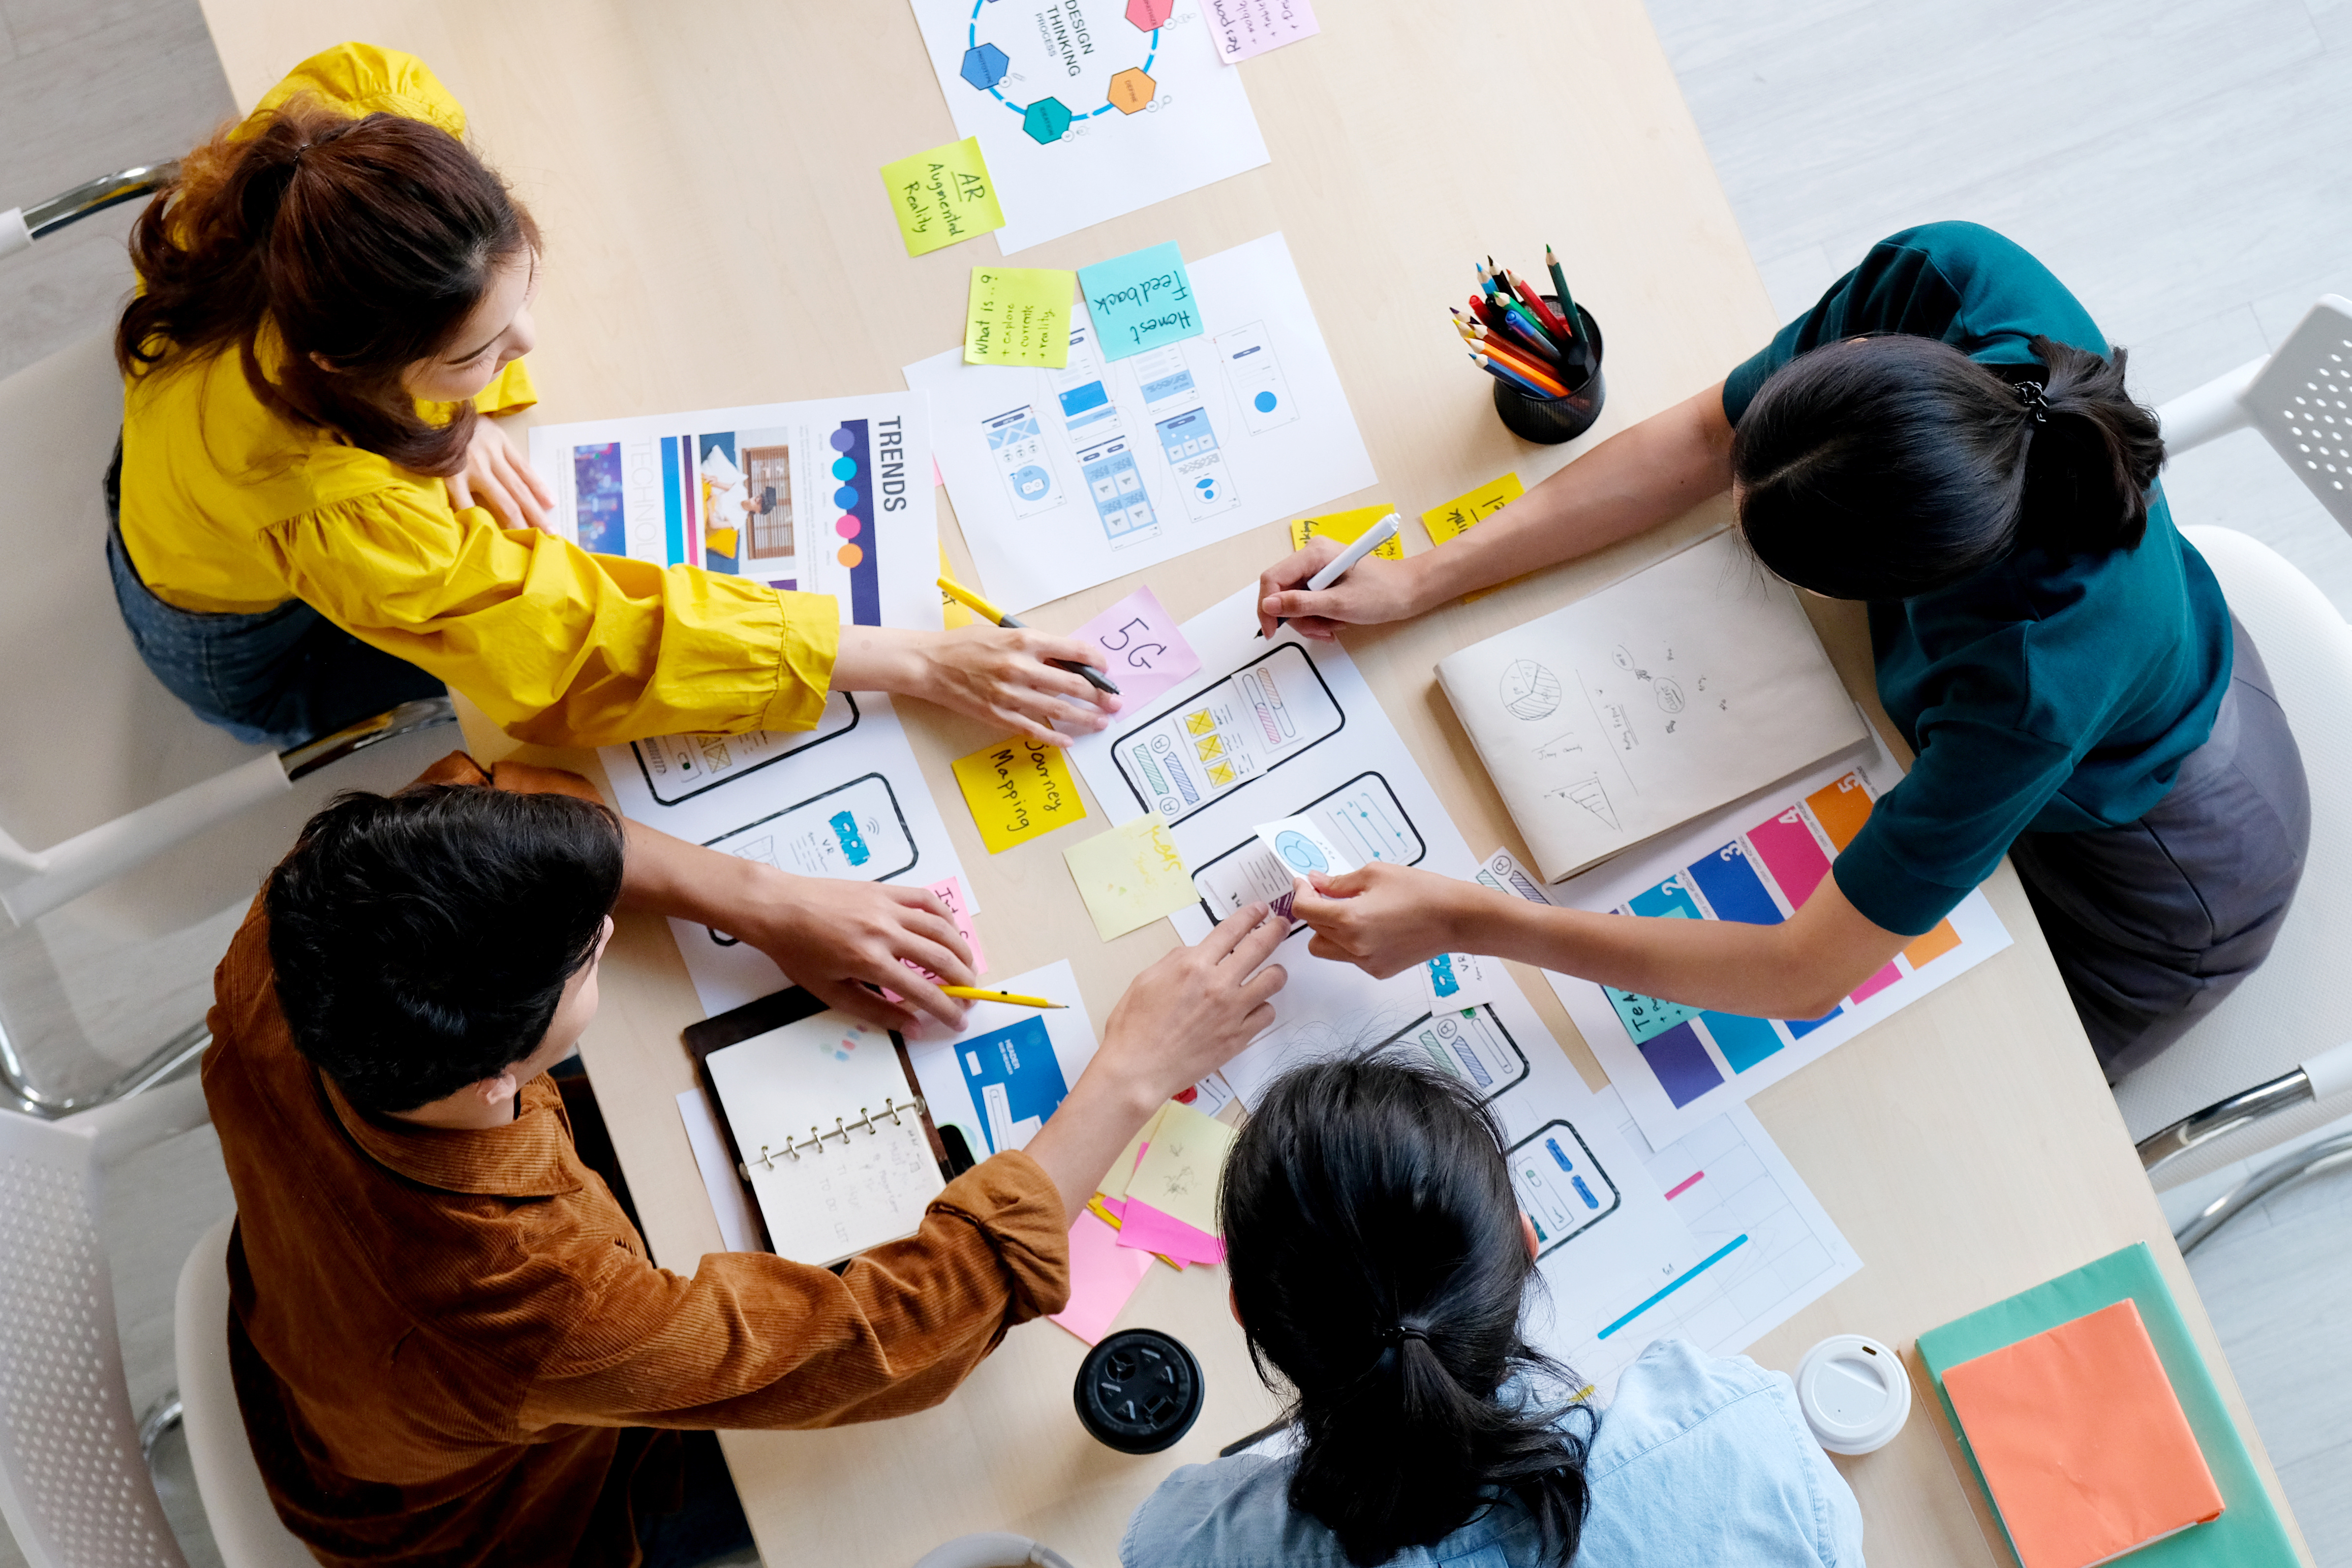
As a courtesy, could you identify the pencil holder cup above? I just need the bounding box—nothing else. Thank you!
[1491,301,1605,445]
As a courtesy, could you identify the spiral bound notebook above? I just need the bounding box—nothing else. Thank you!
[683,988,948,1267]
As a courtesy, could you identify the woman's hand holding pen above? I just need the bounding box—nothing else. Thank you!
[724,870,977,1033]
[1256,536,1429,640]
[834,623,1120,747]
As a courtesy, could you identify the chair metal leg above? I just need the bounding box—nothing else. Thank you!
[21,161,180,240]
[2175,1129,2352,1256]
[139,1391,184,1463]
[0,1016,209,1120]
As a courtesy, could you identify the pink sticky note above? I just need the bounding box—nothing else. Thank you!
[886,876,987,1003]
[1207,0,1320,62]
[1072,585,1201,708]
[1116,1199,1226,1265]
[932,454,945,487]
[1050,1209,1157,1345]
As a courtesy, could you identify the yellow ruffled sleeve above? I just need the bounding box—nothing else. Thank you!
[242,43,468,139]
[472,358,536,417]
[260,483,839,747]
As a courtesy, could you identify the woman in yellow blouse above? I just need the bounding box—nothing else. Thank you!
[110,44,1114,750]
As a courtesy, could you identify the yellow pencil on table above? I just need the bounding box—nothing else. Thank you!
[935,575,1121,696]
[938,985,1068,1009]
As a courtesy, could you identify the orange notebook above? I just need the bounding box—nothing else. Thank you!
[1941,1299,2223,1568]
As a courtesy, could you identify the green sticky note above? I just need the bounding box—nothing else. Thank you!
[880,136,1004,257]
[1077,242,1201,361]
[966,267,1074,368]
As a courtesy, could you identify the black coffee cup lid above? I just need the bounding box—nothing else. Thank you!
[1074,1329,1203,1454]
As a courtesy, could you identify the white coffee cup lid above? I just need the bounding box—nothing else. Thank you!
[1794,1333,1912,1455]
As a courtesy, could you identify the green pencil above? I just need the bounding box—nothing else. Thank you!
[1545,245,1581,343]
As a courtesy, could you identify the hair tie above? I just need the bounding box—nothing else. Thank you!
[2015,379,2050,424]
[1381,1322,1430,1347]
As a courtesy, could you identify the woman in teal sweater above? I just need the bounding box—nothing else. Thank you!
[1265,223,2307,1078]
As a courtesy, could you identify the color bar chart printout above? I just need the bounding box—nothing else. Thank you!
[1534,734,2012,1148]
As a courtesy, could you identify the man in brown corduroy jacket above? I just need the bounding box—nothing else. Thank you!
[203,752,1290,1568]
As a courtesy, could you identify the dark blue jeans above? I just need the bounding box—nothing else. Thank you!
[104,444,444,749]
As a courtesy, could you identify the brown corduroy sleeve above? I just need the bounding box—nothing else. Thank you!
[519,1150,1070,1431]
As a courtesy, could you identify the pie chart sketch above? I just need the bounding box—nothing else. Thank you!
[1273,830,1329,872]
[1499,659,1562,721]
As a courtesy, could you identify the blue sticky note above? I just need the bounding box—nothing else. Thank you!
[1078,242,1201,361]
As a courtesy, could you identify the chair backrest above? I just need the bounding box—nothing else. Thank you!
[175,1215,314,1568]
[2242,294,2352,531]
[2114,526,2352,1184]
[0,1107,187,1568]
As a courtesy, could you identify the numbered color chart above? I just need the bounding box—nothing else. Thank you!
[1547,743,2013,1147]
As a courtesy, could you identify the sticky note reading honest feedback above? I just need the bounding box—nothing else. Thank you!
[880,136,1003,256]
[1290,503,1405,560]
[1422,471,1525,544]
[952,736,1087,852]
[966,268,1074,368]
[1070,585,1201,707]
[1077,242,1201,361]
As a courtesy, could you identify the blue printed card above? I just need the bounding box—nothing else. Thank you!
[1078,242,1202,361]
[956,1015,1070,1153]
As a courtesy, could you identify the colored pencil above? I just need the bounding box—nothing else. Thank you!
[1473,351,1558,400]
[1476,349,1567,400]
[1475,336,1567,394]
[1545,246,1581,335]
[1463,317,1562,374]
[1509,270,1574,344]
[1489,307,1564,365]
[938,985,1068,1009]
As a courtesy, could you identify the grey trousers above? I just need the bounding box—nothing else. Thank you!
[2010,616,2311,1083]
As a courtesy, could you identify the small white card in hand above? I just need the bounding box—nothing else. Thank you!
[1420,951,1498,1012]
[1252,815,1355,918]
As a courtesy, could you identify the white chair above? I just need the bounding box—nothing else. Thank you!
[174,1215,314,1568]
[2117,297,2352,1243]
[0,323,459,1115]
[0,1081,216,1568]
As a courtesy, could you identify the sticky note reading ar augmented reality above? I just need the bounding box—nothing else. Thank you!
[952,736,1088,853]
[880,136,1003,257]
[966,267,1074,368]
[1078,242,1201,361]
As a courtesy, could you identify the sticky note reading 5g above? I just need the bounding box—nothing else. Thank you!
[1070,585,1201,707]
[1077,242,1201,361]
[880,136,1004,256]
[966,268,1074,368]
[952,736,1088,852]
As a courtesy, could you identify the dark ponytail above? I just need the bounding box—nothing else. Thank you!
[1732,332,2165,600]
[117,95,538,478]
[1222,1060,1592,1567]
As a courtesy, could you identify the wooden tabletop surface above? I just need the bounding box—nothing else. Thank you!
[192,1,2311,1563]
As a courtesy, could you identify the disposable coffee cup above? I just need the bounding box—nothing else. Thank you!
[1794,1333,1912,1455]
[1074,1328,1204,1454]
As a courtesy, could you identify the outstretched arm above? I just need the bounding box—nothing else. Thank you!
[1257,382,1738,638]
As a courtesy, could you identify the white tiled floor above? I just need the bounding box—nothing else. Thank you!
[1642,0,2352,1559]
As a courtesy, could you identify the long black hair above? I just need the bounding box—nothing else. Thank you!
[1221,1059,1593,1566]
[1732,332,2166,600]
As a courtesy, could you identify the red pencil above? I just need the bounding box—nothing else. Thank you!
[1509,270,1575,344]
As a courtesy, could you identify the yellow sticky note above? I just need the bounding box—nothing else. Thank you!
[1101,1104,1170,1203]
[938,545,976,628]
[966,267,1074,368]
[1127,1099,1237,1235]
[879,136,1004,257]
[1421,473,1525,544]
[1290,503,1405,560]
[951,736,1087,853]
[1063,812,1197,942]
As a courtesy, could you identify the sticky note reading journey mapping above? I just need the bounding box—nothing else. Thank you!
[1064,812,1196,942]
[1070,585,1201,707]
[952,736,1087,853]
[1422,472,1525,544]
[1291,502,1405,560]
[880,136,1004,256]
[1077,242,1201,361]
[966,268,1074,368]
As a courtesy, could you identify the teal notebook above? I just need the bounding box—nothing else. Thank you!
[1916,1242,2297,1568]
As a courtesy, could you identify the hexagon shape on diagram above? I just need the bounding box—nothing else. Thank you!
[1021,96,1074,145]
[1107,67,1156,114]
[1125,0,1175,31]
[958,43,1009,91]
